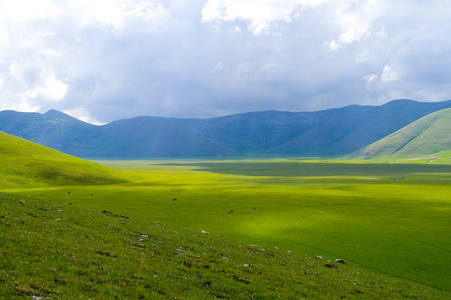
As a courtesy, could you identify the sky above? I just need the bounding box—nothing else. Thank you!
[1,0,451,124]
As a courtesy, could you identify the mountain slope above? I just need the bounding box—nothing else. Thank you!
[1,99,451,158]
[1,193,448,299]
[0,131,126,188]
[354,108,451,159]
[272,99,451,155]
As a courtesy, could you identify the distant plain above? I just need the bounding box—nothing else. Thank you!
[5,159,451,291]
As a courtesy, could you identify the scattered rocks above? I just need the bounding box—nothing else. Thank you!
[102,210,129,219]
[325,263,338,269]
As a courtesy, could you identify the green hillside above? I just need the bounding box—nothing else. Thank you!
[0,131,126,188]
[1,193,447,299]
[354,108,451,160]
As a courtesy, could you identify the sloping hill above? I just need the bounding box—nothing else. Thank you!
[0,131,126,188]
[1,193,448,299]
[1,99,451,158]
[272,100,451,155]
[354,108,451,159]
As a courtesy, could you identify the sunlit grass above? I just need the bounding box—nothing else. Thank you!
[1,193,448,299]
[6,160,451,292]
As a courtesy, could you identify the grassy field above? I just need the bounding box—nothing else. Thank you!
[5,159,450,293]
[3,192,448,299]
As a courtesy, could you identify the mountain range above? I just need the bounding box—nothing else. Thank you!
[1,99,451,159]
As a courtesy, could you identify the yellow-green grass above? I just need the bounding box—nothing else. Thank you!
[6,160,451,292]
[0,131,127,188]
[2,192,447,299]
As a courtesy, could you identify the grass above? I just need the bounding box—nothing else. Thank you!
[2,125,450,298]
[1,192,448,299]
[354,107,451,159]
[0,131,127,188]
[5,159,450,294]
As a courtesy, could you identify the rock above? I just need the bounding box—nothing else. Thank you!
[325,263,338,269]
[315,256,324,259]
[335,259,346,264]
[138,239,144,242]
[56,218,60,221]
[141,234,149,238]
[19,199,25,204]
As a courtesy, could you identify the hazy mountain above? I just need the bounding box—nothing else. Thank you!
[353,107,451,159]
[1,99,451,158]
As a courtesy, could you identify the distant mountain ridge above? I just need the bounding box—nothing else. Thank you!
[1,99,451,158]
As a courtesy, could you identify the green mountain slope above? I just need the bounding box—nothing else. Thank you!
[354,108,451,159]
[0,131,126,188]
[1,193,448,299]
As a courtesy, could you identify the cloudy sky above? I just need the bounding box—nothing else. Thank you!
[1,0,450,124]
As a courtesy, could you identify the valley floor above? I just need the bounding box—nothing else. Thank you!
[3,159,451,297]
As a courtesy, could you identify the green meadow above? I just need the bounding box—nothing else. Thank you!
[5,159,451,293]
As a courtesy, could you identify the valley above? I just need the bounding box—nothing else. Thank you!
[1,101,451,298]
[4,159,451,293]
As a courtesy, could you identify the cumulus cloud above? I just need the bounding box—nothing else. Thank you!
[201,0,329,35]
[0,0,451,123]
[325,0,385,51]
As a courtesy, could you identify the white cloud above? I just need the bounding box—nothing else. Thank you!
[22,76,68,101]
[363,74,378,84]
[325,0,385,51]
[63,107,104,125]
[0,0,59,22]
[60,0,168,31]
[201,0,329,35]
[380,65,399,82]
[1,0,451,122]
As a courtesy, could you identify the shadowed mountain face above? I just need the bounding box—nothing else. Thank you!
[1,99,451,158]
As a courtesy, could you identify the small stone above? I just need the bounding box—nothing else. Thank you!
[325,263,338,269]
[141,234,149,238]
[335,259,346,264]
[56,218,60,221]
[138,239,144,242]
[19,199,25,204]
